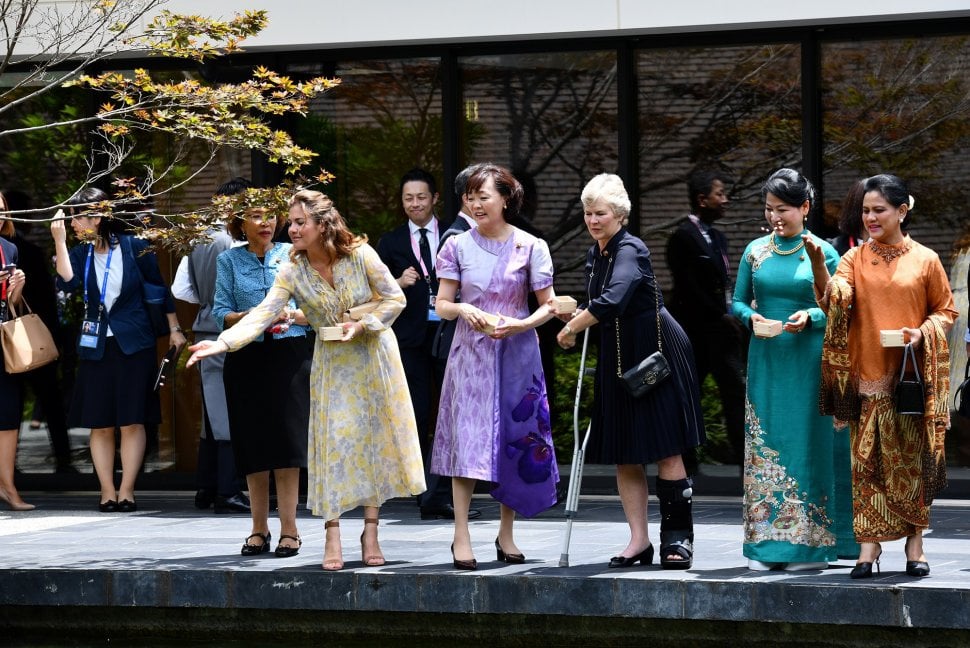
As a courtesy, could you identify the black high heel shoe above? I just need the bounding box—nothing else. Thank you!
[850,553,881,579]
[905,560,930,577]
[495,538,525,564]
[451,543,477,571]
[904,536,930,577]
[608,544,654,569]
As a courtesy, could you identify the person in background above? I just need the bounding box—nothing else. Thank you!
[171,177,251,514]
[0,195,31,510]
[430,164,481,363]
[377,168,479,522]
[212,205,311,557]
[732,168,856,571]
[188,191,425,570]
[667,170,746,465]
[827,180,867,257]
[805,173,956,579]
[50,187,185,512]
[1,189,73,473]
[557,173,705,570]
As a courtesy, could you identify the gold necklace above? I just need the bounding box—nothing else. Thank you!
[768,232,805,256]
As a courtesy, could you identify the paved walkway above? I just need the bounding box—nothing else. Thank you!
[2,491,969,644]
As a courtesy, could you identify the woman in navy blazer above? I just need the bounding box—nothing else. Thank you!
[51,188,185,512]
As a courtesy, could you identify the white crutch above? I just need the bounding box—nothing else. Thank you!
[559,328,594,568]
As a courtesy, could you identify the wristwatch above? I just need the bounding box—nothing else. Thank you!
[563,324,574,336]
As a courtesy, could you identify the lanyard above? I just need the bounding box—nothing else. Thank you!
[83,243,115,318]
[409,220,438,280]
[0,244,6,302]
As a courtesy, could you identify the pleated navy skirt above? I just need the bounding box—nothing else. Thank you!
[587,307,706,465]
[68,337,160,428]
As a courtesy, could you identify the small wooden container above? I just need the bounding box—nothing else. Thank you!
[880,330,906,347]
[319,326,345,341]
[480,313,502,335]
[344,300,379,322]
[552,295,578,314]
[752,319,783,338]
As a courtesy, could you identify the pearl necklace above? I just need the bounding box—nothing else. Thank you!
[768,232,805,258]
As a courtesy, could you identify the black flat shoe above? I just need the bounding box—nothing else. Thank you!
[850,556,881,579]
[906,560,930,577]
[241,532,271,556]
[275,534,302,558]
[194,489,214,510]
[495,538,525,564]
[608,544,654,568]
[451,543,477,571]
[118,499,137,513]
[98,500,118,513]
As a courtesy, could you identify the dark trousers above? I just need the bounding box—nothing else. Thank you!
[686,317,747,465]
[399,324,449,508]
[195,385,243,497]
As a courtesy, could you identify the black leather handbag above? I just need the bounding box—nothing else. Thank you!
[894,343,924,416]
[616,285,670,399]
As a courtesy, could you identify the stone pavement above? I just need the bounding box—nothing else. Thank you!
[1,491,969,645]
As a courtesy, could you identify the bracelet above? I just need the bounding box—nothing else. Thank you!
[170,326,183,333]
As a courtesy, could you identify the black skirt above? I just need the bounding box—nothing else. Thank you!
[0,355,23,430]
[587,308,706,465]
[69,337,160,428]
[223,335,311,475]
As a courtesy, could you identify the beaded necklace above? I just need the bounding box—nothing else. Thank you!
[767,232,805,259]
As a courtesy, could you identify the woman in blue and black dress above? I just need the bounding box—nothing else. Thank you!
[557,173,705,569]
[213,206,311,558]
[51,187,185,512]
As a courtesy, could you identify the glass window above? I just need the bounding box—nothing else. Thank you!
[637,44,802,288]
[294,58,443,238]
[459,51,619,288]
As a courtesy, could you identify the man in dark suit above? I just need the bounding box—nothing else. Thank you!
[666,170,746,465]
[430,164,478,360]
[377,168,479,520]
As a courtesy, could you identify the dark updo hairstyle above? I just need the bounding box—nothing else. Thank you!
[761,168,816,213]
[864,173,914,229]
[65,187,127,242]
[464,163,524,221]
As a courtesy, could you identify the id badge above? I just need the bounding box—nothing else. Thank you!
[427,294,441,322]
[80,319,100,348]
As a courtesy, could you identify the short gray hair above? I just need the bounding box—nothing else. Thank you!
[581,173,631,224]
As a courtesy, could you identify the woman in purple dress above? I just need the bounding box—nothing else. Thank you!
[432,164,559,570]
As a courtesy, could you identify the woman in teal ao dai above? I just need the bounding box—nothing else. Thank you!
[732,169,857,570]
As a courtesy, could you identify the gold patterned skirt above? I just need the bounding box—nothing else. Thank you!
[849,393,929,542]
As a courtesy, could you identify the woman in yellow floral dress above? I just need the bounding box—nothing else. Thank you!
[188,191,426,571]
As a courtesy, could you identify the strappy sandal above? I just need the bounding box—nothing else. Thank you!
[241,531,271,556]
[360,517,385,567]
[275,534,302,558]
[322,520,343,571]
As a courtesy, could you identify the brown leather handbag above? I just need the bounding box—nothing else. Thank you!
[0,299,59,373]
